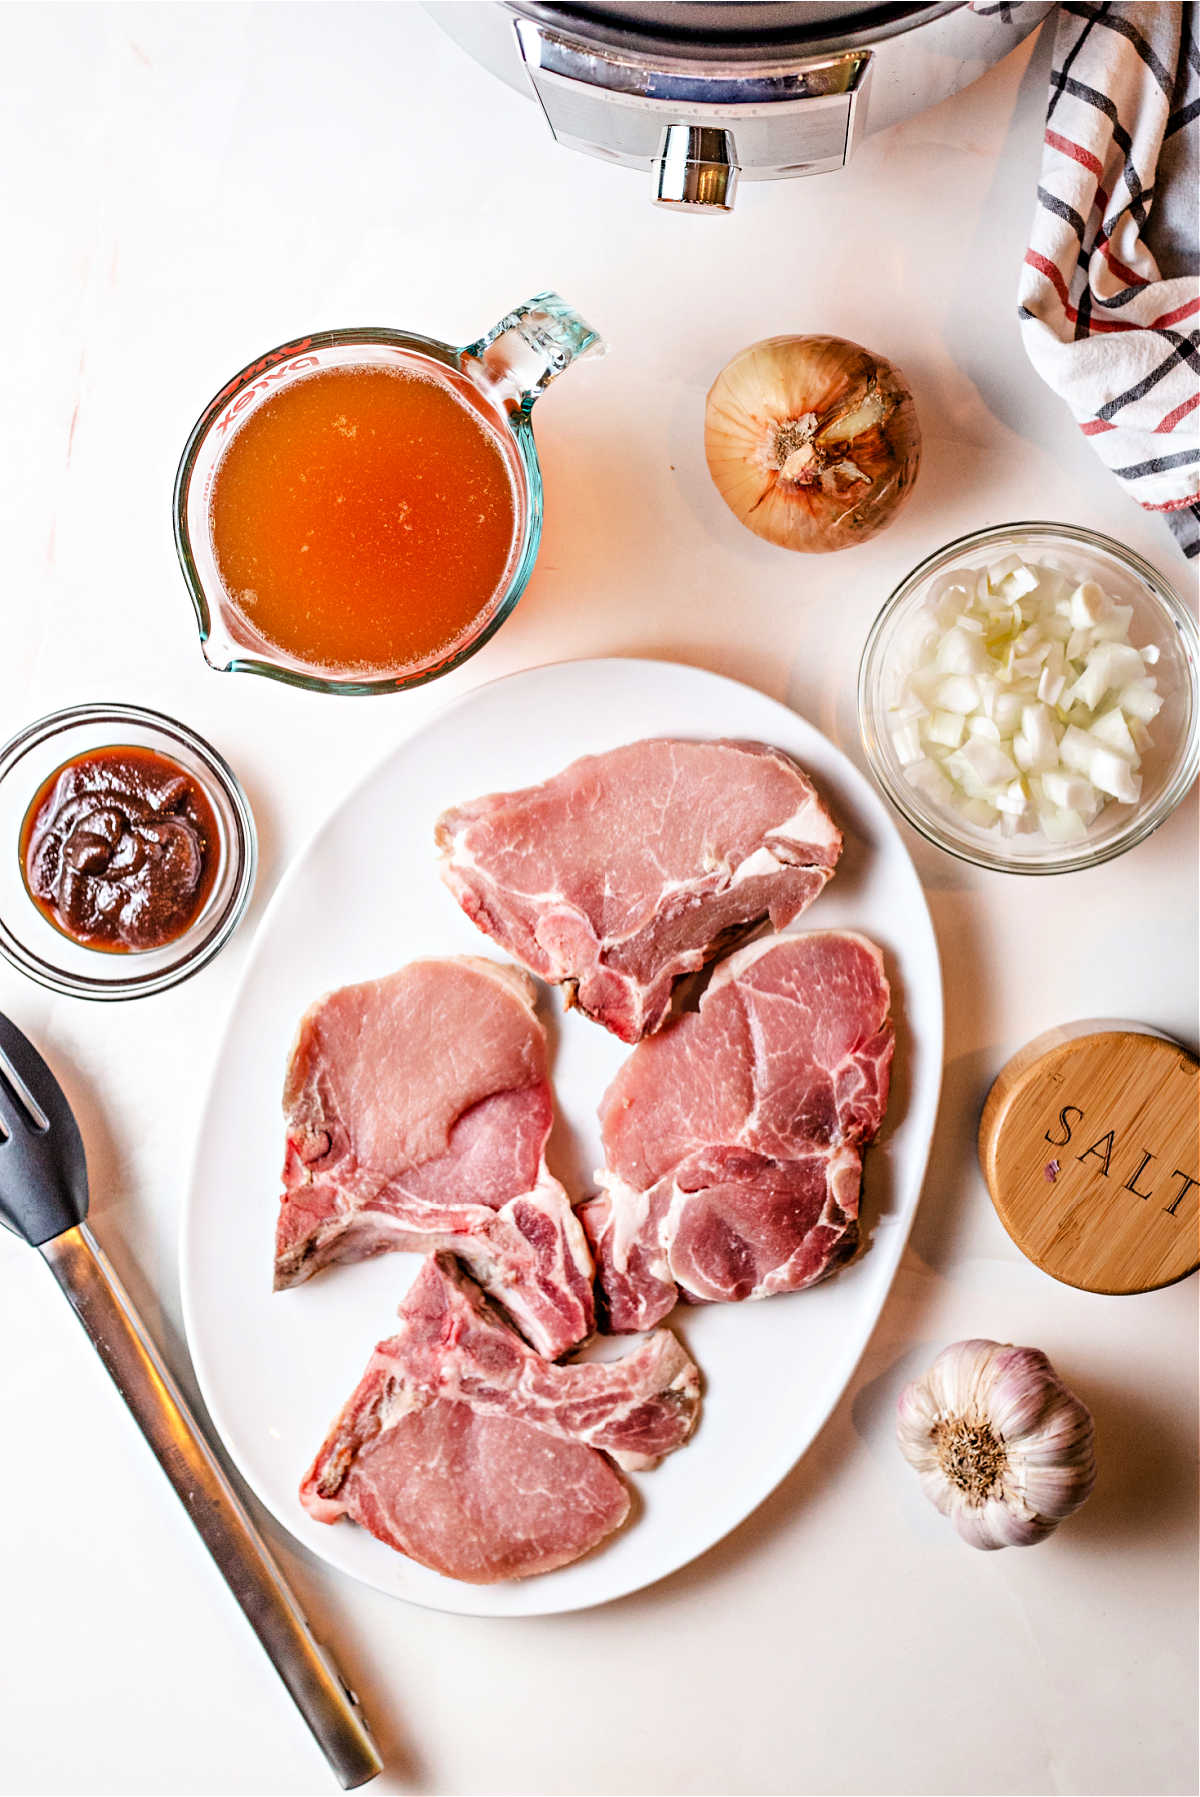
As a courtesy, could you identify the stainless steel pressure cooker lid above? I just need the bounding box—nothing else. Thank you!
[431,1,1048,208]
[507,3,962,60]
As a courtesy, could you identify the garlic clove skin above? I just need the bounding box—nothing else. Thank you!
[704,335,921,554]
[897,1339,1096,1550]
[959,1493,1044,1552]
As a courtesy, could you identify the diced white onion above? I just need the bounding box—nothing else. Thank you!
[1001,566,1040,602]
[960,796,1000,828]
[995,780,1029,816]
[890,720,924,766]
[1067,641,1146,712]
[968,714,1002,742]
[993,692,1025,735]
[1120,679,1163,722]
[987,553,1023,587]
[949,737,1019,790]
[1039,806,1089,844]
[1037,664,1067,706]
[1093,604,1134,643]
[904,757,955,804]
[936,629,986,675]
[1095,752,1142,805]
[1068,580,1108,628]
[926,710,966,749]
[1018,703,1059,771]
[886,554,1163,844]
[1040,768,1094,812]
[1089,707,1137,759]
[936,674,981,714]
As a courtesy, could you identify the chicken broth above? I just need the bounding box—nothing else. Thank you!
[208,363,520,677]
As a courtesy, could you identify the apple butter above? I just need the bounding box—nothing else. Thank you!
[20,746,219,953]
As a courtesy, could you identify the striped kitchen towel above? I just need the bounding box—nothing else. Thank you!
[1018,2,1200,559]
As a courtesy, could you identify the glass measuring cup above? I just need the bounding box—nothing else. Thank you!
[172,292,602,696]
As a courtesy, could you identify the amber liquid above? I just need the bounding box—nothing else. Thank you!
[208,364,520,676]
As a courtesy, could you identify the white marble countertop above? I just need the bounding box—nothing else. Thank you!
[1,7,1196,1795]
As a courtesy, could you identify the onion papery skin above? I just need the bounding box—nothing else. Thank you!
[704,335,922,554]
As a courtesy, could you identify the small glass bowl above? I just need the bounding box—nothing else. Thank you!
[0,704,256,999]
[858,522,1199,874]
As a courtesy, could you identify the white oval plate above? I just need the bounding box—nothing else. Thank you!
[181,658,943,1617]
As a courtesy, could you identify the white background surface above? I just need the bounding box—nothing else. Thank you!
[0,6,1195,1796]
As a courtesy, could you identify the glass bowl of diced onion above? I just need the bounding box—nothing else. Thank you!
[858,522,1198,873]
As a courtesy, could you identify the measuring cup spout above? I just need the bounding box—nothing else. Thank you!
[194,602,238,675]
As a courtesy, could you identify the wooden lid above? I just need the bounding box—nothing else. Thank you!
[979,1025,1199,1295]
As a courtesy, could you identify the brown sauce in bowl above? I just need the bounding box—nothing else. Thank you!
[20,746,220,953]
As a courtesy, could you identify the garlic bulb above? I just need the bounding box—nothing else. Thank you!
[704,335,921,553]
[897,1339,1096,1550]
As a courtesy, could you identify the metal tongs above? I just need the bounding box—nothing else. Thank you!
[0,1011,382,1789]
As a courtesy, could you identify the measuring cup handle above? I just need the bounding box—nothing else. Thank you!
[464,292,604,409]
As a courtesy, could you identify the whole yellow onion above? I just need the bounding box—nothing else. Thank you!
[704,334,922,553]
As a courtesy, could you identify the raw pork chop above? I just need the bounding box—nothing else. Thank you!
[581,932,893,1331]
[301,1254,702,1582]
[436,738,842,1042]
[274,957,594,1359]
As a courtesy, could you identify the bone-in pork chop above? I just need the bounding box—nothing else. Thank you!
[301,1255,702,1582]
[581,932,893,1331]
[436,738,842,1042]
[274,957,594,1359]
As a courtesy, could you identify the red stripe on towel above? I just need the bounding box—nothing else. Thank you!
[1155,390,1200,433]
[1045,129,1105,177]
